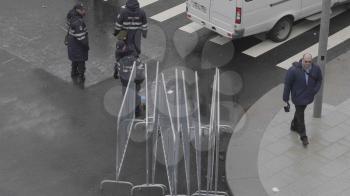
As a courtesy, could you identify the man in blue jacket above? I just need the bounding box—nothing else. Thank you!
[113,0,148,56]
[283,53,323,146]
[66,3,89,89]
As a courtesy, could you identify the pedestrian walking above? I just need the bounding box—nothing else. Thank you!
[66,2,89,89]
[113,40,138,79]
[283,53,323,146]
[115,46,145,117]
[113,0,148,56]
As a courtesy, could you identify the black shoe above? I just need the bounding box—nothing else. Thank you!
[301,136,309,146]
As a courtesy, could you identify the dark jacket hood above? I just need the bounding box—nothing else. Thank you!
[126,0,140,11]
[67,9,82,21]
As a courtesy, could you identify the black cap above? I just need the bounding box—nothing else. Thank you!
[74,2,84,10]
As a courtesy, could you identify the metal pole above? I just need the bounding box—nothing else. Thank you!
[313,0,331,118]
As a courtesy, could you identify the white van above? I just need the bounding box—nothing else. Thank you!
[186,0,350,42]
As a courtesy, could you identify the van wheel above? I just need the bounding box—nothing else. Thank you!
[268,17,293,42]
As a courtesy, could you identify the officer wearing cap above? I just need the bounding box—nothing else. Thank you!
[114,0,148,56]
[66,2,89,89]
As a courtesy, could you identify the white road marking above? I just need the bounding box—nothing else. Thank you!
[139,0,159,8]
[243,20,319,57]
[209,35,232,45]
[243,7,346,58]
[276,25,350,70]
[179,22,203,33]
[150,3,186,22]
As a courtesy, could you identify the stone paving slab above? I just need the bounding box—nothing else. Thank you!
[259,99,350,196]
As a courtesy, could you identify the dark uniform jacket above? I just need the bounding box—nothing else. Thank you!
[283,61,323,106]
[67,10,89,62]
[114,0,148,54]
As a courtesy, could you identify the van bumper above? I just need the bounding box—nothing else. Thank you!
[187,13,244,39]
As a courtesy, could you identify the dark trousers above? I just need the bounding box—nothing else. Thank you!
[292,105,307,137]
[71,61,86,80]
[127,31,141,55]
[120,78,142,107]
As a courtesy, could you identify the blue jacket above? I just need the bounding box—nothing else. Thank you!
[67,10,89,62]
[114,0,148,54]
[283,61,322,106]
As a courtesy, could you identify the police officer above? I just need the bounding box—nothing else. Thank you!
[66,3,89,89]
[113,40,138,79]
[115,42,145,117]
[114,0,148,56]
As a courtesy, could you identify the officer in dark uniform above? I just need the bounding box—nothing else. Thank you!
[114,40,145,117]
[114,0,148,56]
[113,40,138,79]
[66,3,89,89]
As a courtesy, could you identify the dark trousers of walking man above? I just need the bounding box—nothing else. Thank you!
[291,105,307,138]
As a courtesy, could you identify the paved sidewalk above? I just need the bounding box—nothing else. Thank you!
[259,100,350,196]
[226,46,350,196]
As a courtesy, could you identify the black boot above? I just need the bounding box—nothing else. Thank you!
[301,136,309,146]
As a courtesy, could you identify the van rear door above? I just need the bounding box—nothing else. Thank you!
[209,0,236,33]
[187,0,211,22]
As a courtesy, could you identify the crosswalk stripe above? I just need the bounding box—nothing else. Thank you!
[179,22,203,33]
[139,0,159,7]
[243,7,347,58]
[150,3,186,22]
[210,35,232,45]
[243,21,319,57]
[276,25,350,70]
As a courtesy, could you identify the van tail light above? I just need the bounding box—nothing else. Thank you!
[235,7,242,24]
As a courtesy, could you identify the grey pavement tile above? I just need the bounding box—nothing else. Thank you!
[262,170,296,195]
[344,118,350,127]
[306,118,333,133]
[338,137,350,147]
[317,142,350,160]
[336,99,350,111]
[337,107,350,117]
[304,138,330,153]
[284,154,329,175]
[274,187,299,196]
[339,188,350,196]
[284,145,312,161]
[283,171,328,196]
[260,134,280,148]
[307,132,332,147]
[0,49,15,63]
[336,168,350,183]
[321,111,349,127]
[264,137,296,155]
[319,156,350,177]
[320,124,350,143]
[267,122,291,141]
[259,149,277,166]
[269,110,294,126]
[260,155,295,178]
[306,179,350,196]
